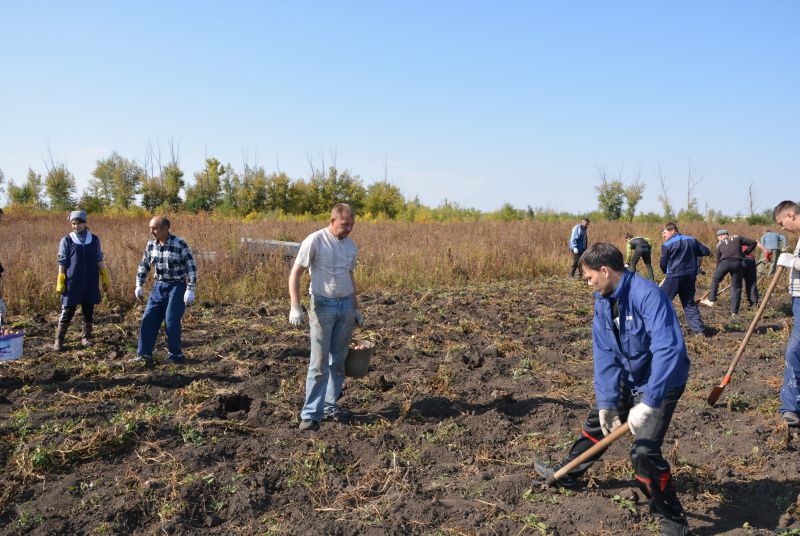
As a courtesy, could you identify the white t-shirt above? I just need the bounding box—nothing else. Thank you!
[295,227,358,298]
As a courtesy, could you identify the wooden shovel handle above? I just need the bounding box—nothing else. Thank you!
[548,422,631,483]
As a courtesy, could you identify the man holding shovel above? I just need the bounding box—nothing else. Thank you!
[289,203,365,431]
[773,200,800,427]
[534,243,692,536]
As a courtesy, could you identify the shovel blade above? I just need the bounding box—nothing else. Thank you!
[706,385,725,406]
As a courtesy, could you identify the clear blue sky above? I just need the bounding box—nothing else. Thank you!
[1,1,797,215]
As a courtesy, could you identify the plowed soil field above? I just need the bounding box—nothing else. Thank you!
[1,276,798,535]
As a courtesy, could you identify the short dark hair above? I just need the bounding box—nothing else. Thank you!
[773,200,800,222]
[624,233,633,239]
[581,217,590,224]
[664,222,679,233]
[579,242,625,272]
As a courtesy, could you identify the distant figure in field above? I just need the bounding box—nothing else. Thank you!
[700,230,765,316]
[568,217,590,278]
[54,210,110,351]
[772,200,800,427]
[741,244,760,308]
[659,223,711,336]
[133,216,197,366]
[624,233,655,281]
[761,228,787,275]
[289,203,365,431]
[0,208,6,321]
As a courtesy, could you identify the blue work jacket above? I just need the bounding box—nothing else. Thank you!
[569,224,588,252]
[659,233,710,277]
[593,270,690,409]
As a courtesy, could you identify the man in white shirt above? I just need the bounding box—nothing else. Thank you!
[773,200,800,426]
[288,203,365,431]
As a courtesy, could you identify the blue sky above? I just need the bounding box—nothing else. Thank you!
[0,1,797,215]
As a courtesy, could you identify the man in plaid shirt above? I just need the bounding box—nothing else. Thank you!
[132,216,197,366]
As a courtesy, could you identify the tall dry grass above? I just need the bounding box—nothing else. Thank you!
[0,212,776,314]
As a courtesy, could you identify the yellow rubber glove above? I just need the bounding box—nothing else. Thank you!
[56,273,66,294]
[100,268,110,291]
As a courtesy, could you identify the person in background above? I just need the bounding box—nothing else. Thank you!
[133,216,197,366]
[700,230,765,316]
[568,217,590,278]
[761,228,788,275]
[289,203,365,431]
[741,244,760,308]
[772,200,800,427]
[659,223,711,336]
[54,210,110,351]
[624,233,655,281]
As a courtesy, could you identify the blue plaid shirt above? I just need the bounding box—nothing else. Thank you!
[136,234,197,290]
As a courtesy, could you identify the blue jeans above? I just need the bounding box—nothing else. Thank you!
[137,281,186,359]
[300,294,355,422]
[781,297,800,414]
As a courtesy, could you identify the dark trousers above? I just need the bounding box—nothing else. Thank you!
[569,251,583,277]
[661,275,705,334]
[709,259,743,314]
[59,303,95,327]
[742,258,759,306]
[559,386,687,526]
[768,249,781,275]
[629,248,655,281]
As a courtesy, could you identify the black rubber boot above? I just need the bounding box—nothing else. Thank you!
[81,322,93,347]
[53,323,69,352]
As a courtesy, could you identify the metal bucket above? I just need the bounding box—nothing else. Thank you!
[345,340,374,378]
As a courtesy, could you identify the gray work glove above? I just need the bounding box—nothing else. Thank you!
[184,289,195,306]
[627,402,659,438]
[289,303,306,326]
[135,285,144,301]
[354,308,364,328]
[599,408,622,436]
[0,297,6,318]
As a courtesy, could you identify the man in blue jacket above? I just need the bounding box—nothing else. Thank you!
[568,217,590,278]
[761,228,787,275]
[534,243,691,536]
[659,223,711,336]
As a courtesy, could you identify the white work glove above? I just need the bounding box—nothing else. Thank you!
[135,286,144,301]
[599,408,622,436]
[777,253,798,270]
[184,289,195,306]
[572,248,579,254]
[624,264,630,270]
[289,303,306,326]
[627,402,659,438]
[354,308,365,328]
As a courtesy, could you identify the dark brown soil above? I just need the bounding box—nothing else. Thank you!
[0,277,798,535]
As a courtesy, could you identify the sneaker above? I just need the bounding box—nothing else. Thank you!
[298,419,320,431]
[165,354,186,365]
[781,411,800,427]
[323,408,351,423]
[129,355,154,367]
[699,299,715,307]
[533,460,579,488]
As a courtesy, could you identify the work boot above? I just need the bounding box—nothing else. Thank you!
[53,323,69,352]
[81,322,93,347]
[782,411,800,427]
[533,460,579,488]
[298,419,320,431]
[660,518,692,536]
[699,299,715,307]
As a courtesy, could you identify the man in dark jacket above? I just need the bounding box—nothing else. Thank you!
[659,223,711,335]
[700,230,764,315]
[625,233,655,281]
[534,243,692,536]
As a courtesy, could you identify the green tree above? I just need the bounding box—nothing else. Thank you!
[44,163,77,211]
[78,184,106,213]
[595,178,625,220]
[364,180,405,218]
[310,167,366,215]
[184,158,224,212]
[7,168,45,207]
[623,179,646,222]
[91,152,143,210]
[265,172,292,213]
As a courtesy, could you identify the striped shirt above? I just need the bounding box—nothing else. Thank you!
[136,234,197,290]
